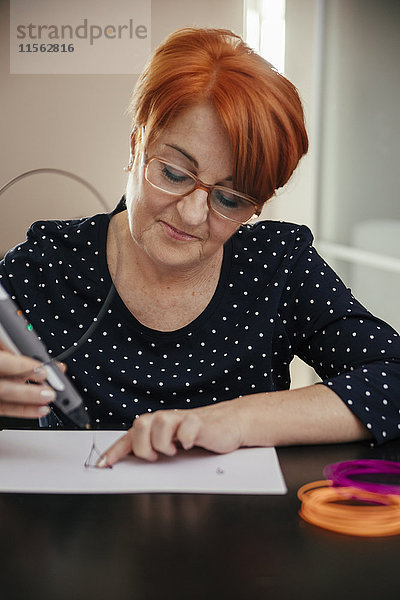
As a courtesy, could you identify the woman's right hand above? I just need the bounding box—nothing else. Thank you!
[0,346,56,419]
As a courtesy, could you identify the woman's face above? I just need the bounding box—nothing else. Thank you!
[125,102,240,274]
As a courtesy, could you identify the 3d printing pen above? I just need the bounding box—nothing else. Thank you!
[0,282,91,429]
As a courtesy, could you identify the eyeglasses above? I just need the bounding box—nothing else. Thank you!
[143,156,261,225]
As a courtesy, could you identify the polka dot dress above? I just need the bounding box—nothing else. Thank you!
[1,198,399,443]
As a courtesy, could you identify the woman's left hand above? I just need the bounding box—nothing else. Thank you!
[97,400,245,466]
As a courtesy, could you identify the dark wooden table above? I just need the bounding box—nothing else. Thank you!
[1,439,399,600]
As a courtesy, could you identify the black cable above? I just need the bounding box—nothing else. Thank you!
[0,167,116,364]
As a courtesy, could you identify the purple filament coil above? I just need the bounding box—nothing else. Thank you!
[323,459,400,496]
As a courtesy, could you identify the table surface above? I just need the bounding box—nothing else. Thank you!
[1,438,399,600]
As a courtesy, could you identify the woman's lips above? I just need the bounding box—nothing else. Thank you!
[161,221,200,241]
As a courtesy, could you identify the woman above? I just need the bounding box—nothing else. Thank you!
[1,28,399,465]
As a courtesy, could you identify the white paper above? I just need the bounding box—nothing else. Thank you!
[0,430,287,495]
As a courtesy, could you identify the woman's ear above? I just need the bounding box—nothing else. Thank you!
[124,130,135,172]
[124,126,145,172]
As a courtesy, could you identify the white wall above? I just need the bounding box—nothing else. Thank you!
[0,0,243,255]
[319,0,400,245]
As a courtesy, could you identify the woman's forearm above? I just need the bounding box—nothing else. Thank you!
[99,384,373,465]
[237,384,372,447]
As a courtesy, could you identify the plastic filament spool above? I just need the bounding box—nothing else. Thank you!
[297,479,400,537]
[323,459,400,496]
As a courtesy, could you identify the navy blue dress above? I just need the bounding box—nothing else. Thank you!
[1,198,399,443]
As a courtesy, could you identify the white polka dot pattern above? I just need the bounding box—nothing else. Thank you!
[1,198,399,442]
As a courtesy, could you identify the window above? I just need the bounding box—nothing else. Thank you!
[245,0,286,74]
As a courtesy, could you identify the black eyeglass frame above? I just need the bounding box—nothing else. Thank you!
[143,156,262,225]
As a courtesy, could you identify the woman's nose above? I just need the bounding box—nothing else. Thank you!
[176,189,209,226]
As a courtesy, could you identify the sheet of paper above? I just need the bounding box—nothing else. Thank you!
[0,430,287,494]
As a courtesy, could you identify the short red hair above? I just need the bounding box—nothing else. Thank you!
[129,27,308,205]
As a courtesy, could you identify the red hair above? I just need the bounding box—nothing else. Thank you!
[129,27,308,205]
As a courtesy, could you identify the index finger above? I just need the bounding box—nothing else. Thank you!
[96,432,133,468]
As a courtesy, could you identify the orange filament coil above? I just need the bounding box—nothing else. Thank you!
[297,480,400,537]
